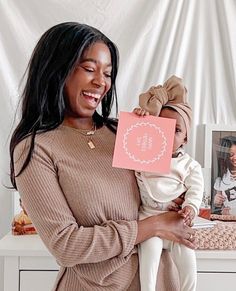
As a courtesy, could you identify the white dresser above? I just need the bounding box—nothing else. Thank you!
[0,234,58,291]
[0,233,236,291]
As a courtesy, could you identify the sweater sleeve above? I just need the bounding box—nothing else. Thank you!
[214,177,222,191]
[14,138,138,267]
[182,162,204,215]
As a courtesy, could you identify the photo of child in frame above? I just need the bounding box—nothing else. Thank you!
[211,135,236,220]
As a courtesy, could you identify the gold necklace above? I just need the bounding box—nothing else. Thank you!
[77,123,96,149]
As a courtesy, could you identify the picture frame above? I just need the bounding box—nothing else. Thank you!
[204,124,236,220]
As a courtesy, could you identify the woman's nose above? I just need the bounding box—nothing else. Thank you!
[92,72,106,87]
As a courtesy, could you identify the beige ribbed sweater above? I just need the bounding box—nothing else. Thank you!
[14,125,179,291]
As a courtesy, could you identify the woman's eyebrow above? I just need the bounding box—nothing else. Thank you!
[80,58,112,67]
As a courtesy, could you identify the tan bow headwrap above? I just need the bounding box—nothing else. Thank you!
[139,75,192,141]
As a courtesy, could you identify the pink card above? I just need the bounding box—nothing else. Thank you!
[112,111,176,173]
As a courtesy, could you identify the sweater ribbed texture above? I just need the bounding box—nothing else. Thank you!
[14,125,179,291]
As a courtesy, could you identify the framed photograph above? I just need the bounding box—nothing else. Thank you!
[204,125,236,220]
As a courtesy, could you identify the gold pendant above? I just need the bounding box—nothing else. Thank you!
[88,139,95,149]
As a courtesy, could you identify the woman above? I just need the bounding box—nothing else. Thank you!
[10,22,194,290]
[213,136,236,215]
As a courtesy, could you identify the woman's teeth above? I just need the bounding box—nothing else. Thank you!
[83,91,101,100]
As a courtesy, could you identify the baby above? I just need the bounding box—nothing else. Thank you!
[135,75,204,291]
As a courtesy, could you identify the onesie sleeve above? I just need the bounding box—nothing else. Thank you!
[182,162,204,215]
[14,137,138,267]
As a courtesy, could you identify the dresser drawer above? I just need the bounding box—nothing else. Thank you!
[20,270,58,291]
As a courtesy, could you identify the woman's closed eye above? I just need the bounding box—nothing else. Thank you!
[82,66,111,78]
[82,66,95,72]
[104,71,111,78]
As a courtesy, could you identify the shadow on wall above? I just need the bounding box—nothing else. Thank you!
[195,124,205,166]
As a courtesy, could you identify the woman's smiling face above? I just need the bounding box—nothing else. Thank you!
[229,144,236,170]
[64,41,112,120]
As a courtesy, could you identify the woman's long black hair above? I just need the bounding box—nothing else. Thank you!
[10,22,119,188]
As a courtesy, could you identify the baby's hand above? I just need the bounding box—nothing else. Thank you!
[178,206,195,226]
[133,107,150,117]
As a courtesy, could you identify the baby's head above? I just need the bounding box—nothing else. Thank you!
[160,103,192,153]
[138,75,192,153]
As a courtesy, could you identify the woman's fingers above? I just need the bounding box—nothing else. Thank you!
[154,211,196,249]
[214,192,225,205]
[179,227,196,249]
[181,237,196,249]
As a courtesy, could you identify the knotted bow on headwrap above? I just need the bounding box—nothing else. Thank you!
[139,75,192,141]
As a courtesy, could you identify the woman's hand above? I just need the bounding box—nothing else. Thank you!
[136,211,195,249]
[133,107,150,117]
[214,191,225,207]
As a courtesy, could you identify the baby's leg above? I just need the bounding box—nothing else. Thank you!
[139,236,163,291]
[170,243,197,291]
